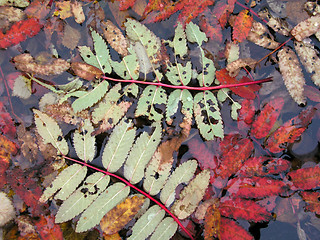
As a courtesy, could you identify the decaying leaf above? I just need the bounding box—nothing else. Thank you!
[0,0,29,7]
[62,24,81,50]
[278,47,306,105]
[71,0,85,24]
[247,21,280,49]
[12,74,32,99]
[102,20,128,56]
[71,62,103,81]
[172,169,210,219]
[291,14,320,41]
[300,191,320,215]
[258,8,290,36]
[100,195,146,235]
[0,6,25,28]
[226,58,256,77]
[13,53,70,76]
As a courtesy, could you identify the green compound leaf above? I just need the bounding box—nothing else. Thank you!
[102,119,136,172]
[78,29,112,74]
[55,172,110,223]
[166,89,193,124]
[168,22,188,58]
[128,205,165,240]
[72,80,109,113]
[39,164,87,203]
[171,169,210,219]
[166,62,192,86]
[124,122,162,184]
[135,85,167,121]
[73,119,96,162]
[160,160,198,207]
[185,21,208,46]
[197,54,216,87]
[111,47,140,80]
[125,18,161,57]
[193,91,224,140]
[76,183,130,233]
[33,109,69,155]
[150,217,178,240]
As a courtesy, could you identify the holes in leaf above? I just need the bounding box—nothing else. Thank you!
[154,172,160,179]
[86,55,91,58]
[57,136,63,141]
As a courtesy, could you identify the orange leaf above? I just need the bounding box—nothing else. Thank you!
[100,195,145,235]
[118,0,137,11]
[0,134,18,160]
[204,203,221,239]
[34,215,63,240]
[265,107,316,153]
[301,191,320,215]
[233,10,253,42]
[24,0,50,19]
[199,12,222,43]
[251,98,284,139]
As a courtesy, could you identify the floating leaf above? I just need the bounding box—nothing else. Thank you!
[102,20,128,56]
[76,183,130,232]
[55,172,110,223]
[227,176,288,199]
[237,99,256,130]
[124,123,161,184]
[160,160,198,207]
[150,217,178,240]
[300,191,320,215]
[128,205,165,240]
[251,97,284,139]
[287,166,320,190]
[72,80,109,113]
[33,109,69,155]
[73,119,96,162]
[291,15,320,42]
[78,29,112,74]
[71,62,103,81]
[220,217,254,240]
[247,21,279,49]
[135,86,167,121]
[39,164,87,203]
[219,198,272,222]
[100,195,146,235]
[194,91,223,140]
[265,107,316,153]
[102,119,136,172]
[172,169,210,219]
[278,47,306,105]
[233,10,253,42]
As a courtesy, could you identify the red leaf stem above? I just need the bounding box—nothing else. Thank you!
[102,76,272,91]
[62,155,194,240]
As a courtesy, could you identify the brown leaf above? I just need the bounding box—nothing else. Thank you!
[71,62,103,81]
[101,20,128,56]
[54,1,72,20]
[13,53,70,76]
[226,58,256,77]
[62,25,81,50]
[291,14,320,42]
[247,21,279,49]
[278,47,306,105]
[100,195,145,235]
[71,1,85,24]
[0,6,25,28]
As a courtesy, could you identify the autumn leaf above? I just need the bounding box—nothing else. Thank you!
[216,69,260,99]
[24,0,50,19]
[220,217,254,240]
[204,203,221,239]
[237,99,256,130]
[100,195,145,235]
[0,18,43,49]
[236,156,291,178]
[219,198,272,222]
[118,0,137,11]
[199,11,223,43]
[287,166,320,190]
[300,191,320,215]
[217,137,254,179]
[212,0,236,28]
[251,97,284,139]
[233,10,253,42]
[34,215,63,240]
[0,134,18,160]
[265,107,316,153]
[0,102,16,138]
[71,62,103,81]
[227,176,288,199]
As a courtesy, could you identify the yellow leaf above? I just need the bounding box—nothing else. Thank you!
[54,1,72,20]
[100,195,146,235]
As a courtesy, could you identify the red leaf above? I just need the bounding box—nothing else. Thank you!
[237,156,291,177]
[34,215,63,240]
[265,107,316,153]
[220,217,254,240]
[217,138,254,179]
[304,85,320,102]
[118,0,137,11]
[0,102,16,138]
[218,132,242,156]
[216,69,261,99]
[227,176,288,199]
[0,134,18,160]
[143,0,171,17]
[237,99,256,130]
[199,13,223,43]
[6,168,46,215]
[287,166,320,190]
[25,0,50,19]
[251,98,284,139]
[300,191,320,215]
[219,198,272,222]
[232,10,253,42]
[0,158,9,188]
[212,0,236,28]
[0,18,43,49]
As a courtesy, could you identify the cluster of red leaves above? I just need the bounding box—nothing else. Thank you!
[0,18,43,49]
[188,96,317,239]
[0,102,16,138]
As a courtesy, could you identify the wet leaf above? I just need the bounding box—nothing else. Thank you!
[100,195,145,235]
[300,191,320,215]
[0,102,16,138]
[102,20,128,56]
[291,15,320,42]
[288,166,320,190]
[219,217,254,240]
[71,62,103,81]
[233,10,253,42]
[34,215,63,240]
[150,217,178,240]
